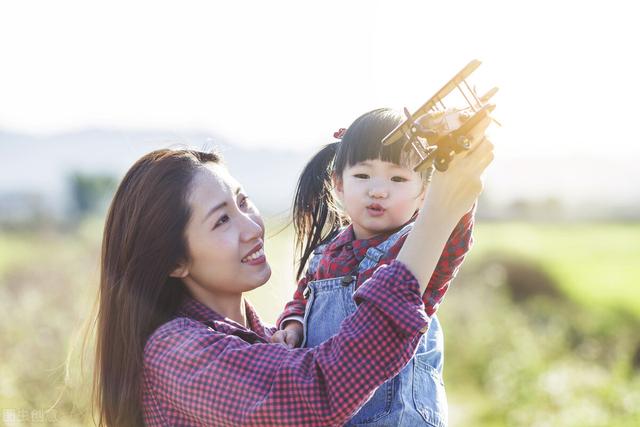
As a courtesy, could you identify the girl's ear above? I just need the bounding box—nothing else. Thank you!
[332,174,344,198]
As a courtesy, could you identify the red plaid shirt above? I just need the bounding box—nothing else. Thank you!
[277,209,474,328]
[142,261,431,426]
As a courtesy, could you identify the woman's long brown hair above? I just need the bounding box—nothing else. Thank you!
[93,148,220,426]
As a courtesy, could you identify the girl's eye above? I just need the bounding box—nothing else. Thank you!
[214,214,230,229]
[239,195,248,208]
[391,176,408,182]
[354,174,369,179]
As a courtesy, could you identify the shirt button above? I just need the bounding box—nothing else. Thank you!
[341,275,354,286]
[345,243,353,250]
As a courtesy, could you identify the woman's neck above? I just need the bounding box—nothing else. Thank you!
[188,286,247,328]
[211,294,247,328]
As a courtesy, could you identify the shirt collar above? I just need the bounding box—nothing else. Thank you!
[326,224,356,252]
[326,212,418,256]
[177,295,270,339]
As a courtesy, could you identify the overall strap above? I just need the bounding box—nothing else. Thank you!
[358,222,415,272]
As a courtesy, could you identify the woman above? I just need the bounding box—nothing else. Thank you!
[93,122,493,426]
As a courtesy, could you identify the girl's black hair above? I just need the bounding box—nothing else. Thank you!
[293,108,427,279]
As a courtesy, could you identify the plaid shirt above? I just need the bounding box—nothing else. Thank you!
[277,208,474,328]
[142,261,431,427]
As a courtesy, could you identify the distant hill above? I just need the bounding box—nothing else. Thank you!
[0,128,314,220]
[1,128,639,221]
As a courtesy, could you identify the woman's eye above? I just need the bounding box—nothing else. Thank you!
[354,174,369,179]
[391,176,408,182]
[214,214,230,229]
[239,196,248,208]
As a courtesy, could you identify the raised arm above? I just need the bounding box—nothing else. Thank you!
[398,118,494,295]
[419,205,475,316]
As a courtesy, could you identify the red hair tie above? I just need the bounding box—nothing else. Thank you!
[333,128,347,139]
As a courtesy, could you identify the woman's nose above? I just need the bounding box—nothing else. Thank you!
[239,212,264,242]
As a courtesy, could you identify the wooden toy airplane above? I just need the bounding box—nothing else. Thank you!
[381,59,499,172]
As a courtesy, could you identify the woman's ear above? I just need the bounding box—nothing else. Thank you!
[169,262,189,279]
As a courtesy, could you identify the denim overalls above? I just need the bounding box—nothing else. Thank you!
[301,223,448,427]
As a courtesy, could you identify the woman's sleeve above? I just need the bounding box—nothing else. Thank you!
[143,261,429,427]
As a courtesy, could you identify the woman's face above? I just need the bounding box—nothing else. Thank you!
[173,162,271,298]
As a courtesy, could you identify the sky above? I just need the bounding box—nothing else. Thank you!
[1,0,639,205]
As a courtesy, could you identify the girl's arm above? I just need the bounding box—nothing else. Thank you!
[271,274,309,348]
[275,273,310,330]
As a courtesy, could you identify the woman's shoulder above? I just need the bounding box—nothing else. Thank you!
[144,316,218,359]
[150,315,201,337]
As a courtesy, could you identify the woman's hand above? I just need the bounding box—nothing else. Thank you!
[270,321,303,349]
[398,112,494,293]
[424,114,494,223]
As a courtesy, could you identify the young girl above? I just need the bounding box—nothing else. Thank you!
[271,108,480,426]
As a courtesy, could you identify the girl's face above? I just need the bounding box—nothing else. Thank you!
[171,163,271,299]
[335,158,426,240]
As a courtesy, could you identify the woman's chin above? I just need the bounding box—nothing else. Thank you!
[245,264,272,291]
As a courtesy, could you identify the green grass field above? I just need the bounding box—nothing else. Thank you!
[250,221,640,322]
[471,222,640,315]
[1,219,639,426]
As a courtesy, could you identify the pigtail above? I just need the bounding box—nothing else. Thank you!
[292,142,345,279]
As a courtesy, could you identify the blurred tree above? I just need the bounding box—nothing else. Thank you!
[68,172,117,218]
[507,197,565,221]
[475,190,498,220]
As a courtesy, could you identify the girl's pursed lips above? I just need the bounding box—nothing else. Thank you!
[366,203,385,211]
[366,204,386,217]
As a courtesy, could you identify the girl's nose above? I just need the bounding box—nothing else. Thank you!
[368,187,388,199]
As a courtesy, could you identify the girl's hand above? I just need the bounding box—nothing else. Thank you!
[270,321,303,349]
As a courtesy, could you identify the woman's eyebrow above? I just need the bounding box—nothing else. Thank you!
[202,187,242,223]
[202,202,226,223]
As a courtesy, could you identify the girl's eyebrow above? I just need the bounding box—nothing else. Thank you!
[389,164,411,171]
[354,161,411,173]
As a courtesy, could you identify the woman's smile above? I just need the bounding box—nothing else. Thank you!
[242,244,266,265]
